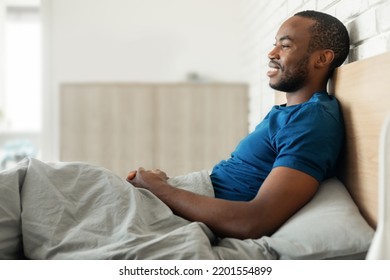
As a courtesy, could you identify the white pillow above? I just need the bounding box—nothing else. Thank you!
[261,178,375,259]
[168,170,214,197]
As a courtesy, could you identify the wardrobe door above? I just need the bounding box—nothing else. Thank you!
[60,84,155,176]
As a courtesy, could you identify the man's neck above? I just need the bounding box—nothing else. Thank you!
[285,85,327,106]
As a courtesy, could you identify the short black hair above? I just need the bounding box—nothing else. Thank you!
[294,10,350,71]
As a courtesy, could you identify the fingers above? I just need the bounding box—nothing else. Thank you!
[151,169,169,180]
[126,167,146,182]
[126,170,137,182]
[151,169,162,175]
[126,167,169,182]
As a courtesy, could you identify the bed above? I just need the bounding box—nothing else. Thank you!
[1,52,389,260]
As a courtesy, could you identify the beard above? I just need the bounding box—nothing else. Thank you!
[269,55,310,92]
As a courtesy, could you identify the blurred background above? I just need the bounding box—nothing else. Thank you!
[0,0,389,175]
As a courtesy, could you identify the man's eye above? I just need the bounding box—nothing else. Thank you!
[272,43,290,49]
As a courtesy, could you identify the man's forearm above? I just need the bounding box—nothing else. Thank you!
[143,180,263,239]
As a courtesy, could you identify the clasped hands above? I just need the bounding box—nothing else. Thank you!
[126,167,170,191]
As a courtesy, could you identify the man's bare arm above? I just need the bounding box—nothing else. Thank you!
[127,166,319,239]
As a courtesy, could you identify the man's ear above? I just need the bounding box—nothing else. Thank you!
[314,49,335,69]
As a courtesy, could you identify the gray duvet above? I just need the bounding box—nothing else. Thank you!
[1,158,274,259]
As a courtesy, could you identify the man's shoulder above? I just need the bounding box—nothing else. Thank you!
[296,94,341,120]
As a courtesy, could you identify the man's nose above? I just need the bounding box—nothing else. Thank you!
[268,45,280,60]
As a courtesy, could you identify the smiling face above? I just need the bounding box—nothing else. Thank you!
[267,16,316,93]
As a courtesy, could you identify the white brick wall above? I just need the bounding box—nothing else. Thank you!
[240,0,390,130]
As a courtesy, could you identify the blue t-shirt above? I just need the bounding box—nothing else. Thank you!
[210,92,344,201]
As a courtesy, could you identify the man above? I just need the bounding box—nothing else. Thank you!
[127,10,350,240]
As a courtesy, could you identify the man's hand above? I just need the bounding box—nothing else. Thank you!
[127,167,169,191]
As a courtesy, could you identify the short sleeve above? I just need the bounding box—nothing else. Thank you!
[272,102,343,182]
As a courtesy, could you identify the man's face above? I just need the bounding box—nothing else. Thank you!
[267,16,315,92]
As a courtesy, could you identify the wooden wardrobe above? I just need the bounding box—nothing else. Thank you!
[60,83,248,177]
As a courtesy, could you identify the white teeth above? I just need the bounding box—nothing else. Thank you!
[269,68,278,72]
